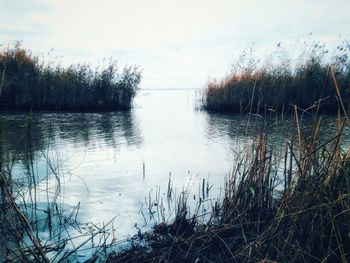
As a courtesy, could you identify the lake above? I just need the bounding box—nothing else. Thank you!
[0,89,348,259]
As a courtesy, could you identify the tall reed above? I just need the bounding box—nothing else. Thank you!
[0,43,141,111]
[203,41,350,114]
[108,76,350,262]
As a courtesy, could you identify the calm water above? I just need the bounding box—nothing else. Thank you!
[0,90,348,253]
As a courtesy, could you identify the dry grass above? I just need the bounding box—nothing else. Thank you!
[203,41,350,114]
[108,74,350,262]
[108,117,350,263]
[0,42,141,111]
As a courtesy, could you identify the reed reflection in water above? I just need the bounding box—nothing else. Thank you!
[1,90,348,240]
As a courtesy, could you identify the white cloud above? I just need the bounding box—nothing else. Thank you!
[0,0,349,89]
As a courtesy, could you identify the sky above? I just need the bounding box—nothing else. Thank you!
[0,0,349,89]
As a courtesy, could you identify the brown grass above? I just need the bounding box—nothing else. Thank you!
[108,74,350,263]
[0,42,141,111]
[203,41,350,114]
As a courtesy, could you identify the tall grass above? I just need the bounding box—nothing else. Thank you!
[203,41,350,113]
[108,76,350,262]
[109,116,350,263]
[0,43,141,111]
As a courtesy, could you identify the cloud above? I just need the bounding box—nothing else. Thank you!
[0,0,349,89]
[0,0,52,45]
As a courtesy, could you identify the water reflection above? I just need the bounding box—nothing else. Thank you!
[0,111,143,157]
[204,111,348,152]
[0,90,349,250]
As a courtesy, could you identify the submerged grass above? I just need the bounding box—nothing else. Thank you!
[0,42,141,111]
[203,41,350,114]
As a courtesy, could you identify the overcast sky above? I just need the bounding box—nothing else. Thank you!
[0,0,349,89]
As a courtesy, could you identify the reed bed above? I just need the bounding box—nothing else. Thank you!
[108,118,350,263]
[0,43,141,111]
[108,77,350,262]
[203,41,350,114]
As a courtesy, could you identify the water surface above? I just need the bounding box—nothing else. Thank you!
[0,90,347,246]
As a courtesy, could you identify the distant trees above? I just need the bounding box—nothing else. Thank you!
[0,43,141,111]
